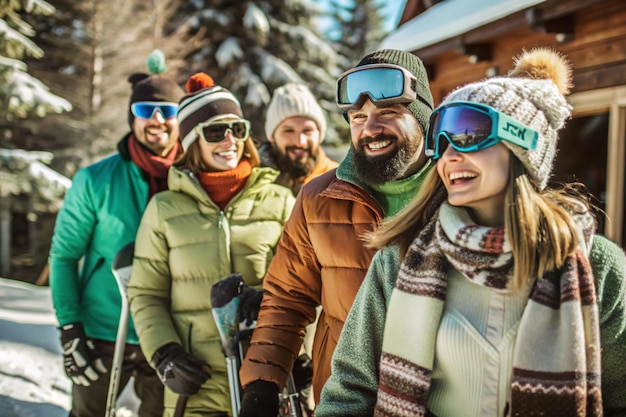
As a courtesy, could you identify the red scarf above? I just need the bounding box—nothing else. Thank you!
[197,159,252,210]
[128,135,181,198]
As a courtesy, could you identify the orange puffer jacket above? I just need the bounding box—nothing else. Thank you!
[239,166,382,403]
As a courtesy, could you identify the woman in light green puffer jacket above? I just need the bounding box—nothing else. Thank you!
[127,75,295,417]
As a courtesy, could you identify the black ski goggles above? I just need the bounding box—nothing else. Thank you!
[336,64,418,111]
[130,101,178,119]
[195,119,251,143]
[425,101,539,160]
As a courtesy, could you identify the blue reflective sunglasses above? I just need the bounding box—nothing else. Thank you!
[131,101,178,119]
[336,64,418,111]
[425,101,539,160]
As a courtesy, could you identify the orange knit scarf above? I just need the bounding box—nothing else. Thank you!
[197,159,252,209]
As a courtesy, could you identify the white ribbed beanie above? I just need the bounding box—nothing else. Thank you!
[264,83,327,142]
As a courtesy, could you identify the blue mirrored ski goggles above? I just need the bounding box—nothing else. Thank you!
[130,101,178,120]
[196,119,251,143]
[425,101,539,160]
[336,64,418,111]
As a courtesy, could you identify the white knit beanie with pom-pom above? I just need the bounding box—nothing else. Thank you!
[441,47,573,190]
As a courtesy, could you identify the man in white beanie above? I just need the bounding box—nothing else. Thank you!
[259,83,339,196]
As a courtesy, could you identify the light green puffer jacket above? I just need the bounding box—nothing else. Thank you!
[128,165,295,417]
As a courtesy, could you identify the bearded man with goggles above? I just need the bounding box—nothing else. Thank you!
[239,49,437,417]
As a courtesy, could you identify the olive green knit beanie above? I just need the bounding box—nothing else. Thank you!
[355,49,434,134]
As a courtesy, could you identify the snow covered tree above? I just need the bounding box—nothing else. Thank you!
[21,0,186,174]
[0,0,71,121]
[174,0,348,144]
[327,0,388,63]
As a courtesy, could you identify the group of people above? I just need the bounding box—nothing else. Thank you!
[48,45,626,417]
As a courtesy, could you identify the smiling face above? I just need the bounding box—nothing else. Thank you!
[347,99,426,184]
[132,109,180,157]
[269,116,320,177]
[198,117,246,172]
[437,142,511,226]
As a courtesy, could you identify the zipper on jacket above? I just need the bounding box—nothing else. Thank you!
[186,323,194,354]
[218,210,224,228]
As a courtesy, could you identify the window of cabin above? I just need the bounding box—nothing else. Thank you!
[565,86,626,246]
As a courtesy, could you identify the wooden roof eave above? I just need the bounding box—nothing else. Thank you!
[402,0,599,69]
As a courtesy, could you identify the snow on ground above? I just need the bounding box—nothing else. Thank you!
[0,277,139,417]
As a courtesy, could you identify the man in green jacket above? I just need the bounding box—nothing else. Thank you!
[48,51,184,417]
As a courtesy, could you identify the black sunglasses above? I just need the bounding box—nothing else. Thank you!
[195,120,251,143]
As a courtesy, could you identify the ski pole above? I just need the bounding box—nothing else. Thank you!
[211,273,244,417]
[105,242,135,417]
[173,394,188,417]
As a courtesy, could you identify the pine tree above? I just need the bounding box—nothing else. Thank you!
[23,0,185,174]
[173,0,348,144]
[0,0,72,136]
[328,0,388,63]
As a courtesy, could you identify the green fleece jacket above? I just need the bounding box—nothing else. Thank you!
[128,165,295,416]
[316,235,626,416]
[49,134,147,343]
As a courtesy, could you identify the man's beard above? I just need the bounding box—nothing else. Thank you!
[353,134,420,185]
[270,145,319,179]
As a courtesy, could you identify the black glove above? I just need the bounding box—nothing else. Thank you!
[291,353,313,392]
[239,286,265,326]
[239,380,280,417]
[151,343,211,396]
[59,322,107,386]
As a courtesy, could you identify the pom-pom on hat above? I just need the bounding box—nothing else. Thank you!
[441,47,573,190]
[264,83,327,142]
[353,49,434,134]
[127,49,185,127]
[177,72,245,151]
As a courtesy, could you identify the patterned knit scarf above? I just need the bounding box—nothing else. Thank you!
[375,203,602,417]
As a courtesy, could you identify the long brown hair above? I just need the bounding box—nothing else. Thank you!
[367,156,591,290]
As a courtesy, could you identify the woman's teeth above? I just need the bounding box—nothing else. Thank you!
[449,171,477,184]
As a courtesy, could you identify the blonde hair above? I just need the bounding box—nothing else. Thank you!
[174,136,260,173]
[367,156,590,290]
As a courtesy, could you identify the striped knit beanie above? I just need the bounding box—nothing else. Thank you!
[355,49,434,134]
[177,72,244,151]
[441,48,573,190]
[265,83,327,142]
[127,49,184,128]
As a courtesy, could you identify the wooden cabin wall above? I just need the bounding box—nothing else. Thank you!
[425,0,626,105]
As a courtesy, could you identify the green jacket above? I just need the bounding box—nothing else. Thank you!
[128,165,295,416]
[49,135,147,343]
[316,235,626,416]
